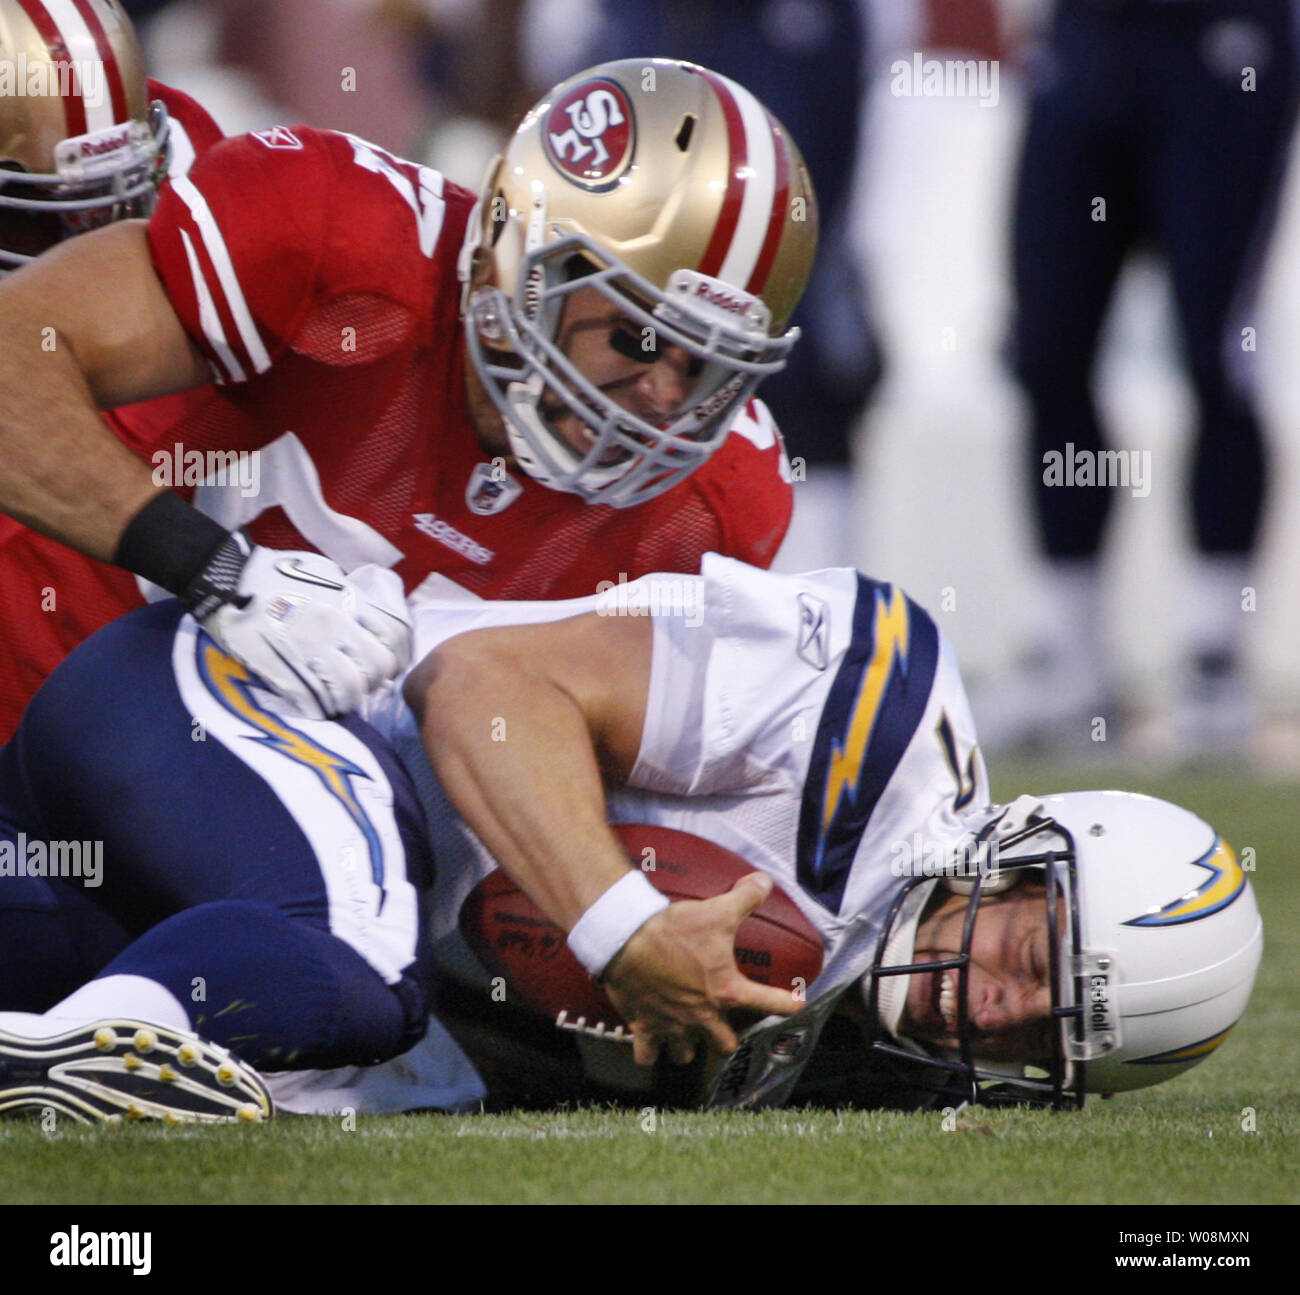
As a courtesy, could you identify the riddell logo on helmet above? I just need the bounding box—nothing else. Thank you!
[544,79,635,189]
[668,271,771,333]
[1088,974,1115,1035]
[693,282,751,316]
[78,127,131,159]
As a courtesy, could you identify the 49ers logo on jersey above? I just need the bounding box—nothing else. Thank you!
[544,79,635,190]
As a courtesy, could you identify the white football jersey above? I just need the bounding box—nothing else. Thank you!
[369,554,993,977]
[275,556,996,1113]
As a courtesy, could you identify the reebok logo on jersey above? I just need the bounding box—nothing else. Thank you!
[797,593,830,671]
[412,514,494,565]
[253,125,303,150]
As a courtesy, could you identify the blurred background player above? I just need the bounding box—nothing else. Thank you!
[0,54,815,738]
[987,0,1298,755]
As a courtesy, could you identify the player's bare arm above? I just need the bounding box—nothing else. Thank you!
[405,612,799,1066]
[0,220,208,559]
[0,221,411,717]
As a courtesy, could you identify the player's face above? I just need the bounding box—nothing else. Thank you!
[540,286,700,460]
[901,885,1058,1063]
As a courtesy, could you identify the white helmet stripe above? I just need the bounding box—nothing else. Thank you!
[713,74,777,288]
[37,0,115,133]
[693,67,781,291]
[712,73,777,290]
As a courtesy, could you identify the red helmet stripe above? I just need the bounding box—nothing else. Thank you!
[745,113,791,298]
[70,0,129,124]
[694,67,748,280]
[15,0,88,138]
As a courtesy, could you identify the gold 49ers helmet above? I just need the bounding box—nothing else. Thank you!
[0,0,169,272]
[460,57,818,508]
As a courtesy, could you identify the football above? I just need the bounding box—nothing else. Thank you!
[458,823,824,1030]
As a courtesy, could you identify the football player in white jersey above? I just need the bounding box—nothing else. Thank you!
[0,559,1263,1118]
[362,556,1260,1111]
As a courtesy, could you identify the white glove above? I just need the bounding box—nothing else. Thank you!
[188,535,413,718]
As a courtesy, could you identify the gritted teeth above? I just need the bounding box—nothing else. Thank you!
[939,971,958,1033]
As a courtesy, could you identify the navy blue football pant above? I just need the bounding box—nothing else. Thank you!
[0,601,434,1071]
[1012,0,1298,557]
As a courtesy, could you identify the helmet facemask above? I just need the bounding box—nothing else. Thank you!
[862,804,1089,1111]
[0,100,170,273]
[864,789,1263,1110]
[466,220,797,509]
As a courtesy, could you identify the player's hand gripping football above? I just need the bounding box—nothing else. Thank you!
[184,536,413,718]
[601,873,801,1067]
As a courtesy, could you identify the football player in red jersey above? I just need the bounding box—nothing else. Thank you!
[0,0,228,737]
[0,48,817,736]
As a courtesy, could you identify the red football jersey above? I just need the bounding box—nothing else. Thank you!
[0,80,227,742]
[0,125,792,741]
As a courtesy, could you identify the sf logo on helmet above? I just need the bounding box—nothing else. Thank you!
[545,80,635,189]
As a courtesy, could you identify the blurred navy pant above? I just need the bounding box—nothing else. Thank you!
[1012,0,1298,557]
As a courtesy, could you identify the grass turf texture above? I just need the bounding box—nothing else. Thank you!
[0,764,1295,1206]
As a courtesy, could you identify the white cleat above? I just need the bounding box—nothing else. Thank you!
[0,1020,273,1125]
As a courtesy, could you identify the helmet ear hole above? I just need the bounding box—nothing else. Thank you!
[561,253,597,282]
[674,114,696,151]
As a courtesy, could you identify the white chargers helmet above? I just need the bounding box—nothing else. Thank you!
[865,790,1263,1108]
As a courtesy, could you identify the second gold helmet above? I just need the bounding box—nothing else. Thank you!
[0,0,168,272]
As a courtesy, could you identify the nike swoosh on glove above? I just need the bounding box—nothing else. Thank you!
[183,534,413,718]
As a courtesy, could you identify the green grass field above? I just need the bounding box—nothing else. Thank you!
[1,763,1295,1206]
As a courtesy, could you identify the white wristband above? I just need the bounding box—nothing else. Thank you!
[567,871,670,980]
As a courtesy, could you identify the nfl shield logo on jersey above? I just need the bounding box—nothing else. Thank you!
[465,463,523,516]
